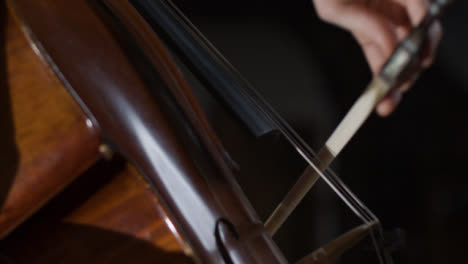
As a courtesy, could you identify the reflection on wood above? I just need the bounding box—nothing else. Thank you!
[0,7,101,237]
[0,160,192,264]
[65,163,191,255]
[1,5,193,261]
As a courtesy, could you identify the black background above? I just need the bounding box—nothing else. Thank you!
[172,1,468,263]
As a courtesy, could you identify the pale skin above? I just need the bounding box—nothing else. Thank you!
[312,0,442,116]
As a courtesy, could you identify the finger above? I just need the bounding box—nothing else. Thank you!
[377,4,442,117]
[376,67,421,117]
[404,0,429,25]
[422,20,443,67]
[395,25,411,40]
[376,21,441,118]
[377,64,423,116]
[369,0,412,31]
[353,35,387,74]
[332,6,401,73]
[315,4,398,56]
[376,89,403,117]
[313,1,414,73]
[328,5,406,115]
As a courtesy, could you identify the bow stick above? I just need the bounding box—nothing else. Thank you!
[265,0,452,236]
[130,0,449,262]
[297,221,378,264]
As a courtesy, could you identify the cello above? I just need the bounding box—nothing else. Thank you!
[0,0,450,263]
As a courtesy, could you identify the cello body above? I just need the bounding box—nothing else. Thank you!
[0,0,288,263]
[0,4,190,263]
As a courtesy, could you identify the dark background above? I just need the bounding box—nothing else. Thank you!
[172,0,468,263]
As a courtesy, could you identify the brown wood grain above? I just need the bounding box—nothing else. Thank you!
[5,0,288,261]
[3,0,286,262]
[65,163,190,254]
[0,7,101,238]
[0,160,192,264]
[0,6,192,262]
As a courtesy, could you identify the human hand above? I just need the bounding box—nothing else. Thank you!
[312,0,442,116]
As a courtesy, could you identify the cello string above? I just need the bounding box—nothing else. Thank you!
[230,74,389,263]
[138,0,451,262]
[158,0,379,227]
[164,0,373,220]
[157,0,390,262]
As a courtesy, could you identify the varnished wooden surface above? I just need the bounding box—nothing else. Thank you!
[1,6,192,261]
[65,163,189,254]
[5,0,290,262]
[0,160,192,264]
[0,7,101,238]
[7,0,288,262]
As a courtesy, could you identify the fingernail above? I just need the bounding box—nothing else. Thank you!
[376,100,392,117]
[376,90,402,117]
